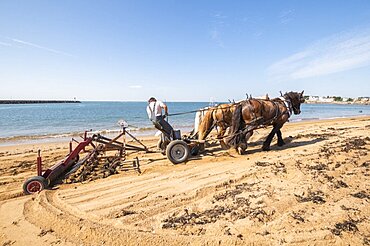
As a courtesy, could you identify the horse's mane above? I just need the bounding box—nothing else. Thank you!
[284,91,294,99]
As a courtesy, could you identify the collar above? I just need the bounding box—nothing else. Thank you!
[280,97,292,117]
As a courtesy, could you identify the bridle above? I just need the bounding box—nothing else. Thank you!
[283,93,303,115]
[280,96,293,116]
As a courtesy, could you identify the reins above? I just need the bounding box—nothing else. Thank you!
[169,95,298,142]
[167,100,245,117]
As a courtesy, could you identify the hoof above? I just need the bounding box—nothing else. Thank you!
[262,146,270,151]
[237,147,245,155]
[277,141,285,147]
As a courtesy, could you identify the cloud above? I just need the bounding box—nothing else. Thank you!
[253,31,263,39]
[209,12,226,48]
[209,28,224,48]
[268,28,370,81]
[0,41,12,46]
[279,9,295,24]
[10,38,75,57]
[128,85,143,89]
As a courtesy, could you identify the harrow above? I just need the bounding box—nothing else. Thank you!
[23,120,149,195]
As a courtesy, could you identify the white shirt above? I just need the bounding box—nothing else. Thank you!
[146,100,165,121]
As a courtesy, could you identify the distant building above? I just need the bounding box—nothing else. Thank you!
[320,96,334,103]
[306,95,368,104]
[309,96,320,101]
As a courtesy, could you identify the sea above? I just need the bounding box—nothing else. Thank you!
[0,102,369,146]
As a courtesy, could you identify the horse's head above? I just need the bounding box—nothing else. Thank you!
[284,90,305,115]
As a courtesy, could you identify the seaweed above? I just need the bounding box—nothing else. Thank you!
[295,190,326,204]
[291,212,305,222]
[334,180,348,189]
[331,219,358,236]
[351,191,370,200]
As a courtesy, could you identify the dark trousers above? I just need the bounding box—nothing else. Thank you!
[153,115,174,138]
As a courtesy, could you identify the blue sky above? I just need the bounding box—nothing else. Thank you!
[1,0,370,101]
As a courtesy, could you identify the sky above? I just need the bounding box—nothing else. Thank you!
[1,0,370,101]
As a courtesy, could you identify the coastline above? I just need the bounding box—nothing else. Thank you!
[0,115,369,147]
[305,100,369,105]
[1,102,369,146]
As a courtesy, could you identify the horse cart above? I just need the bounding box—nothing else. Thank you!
[157,128,201,164]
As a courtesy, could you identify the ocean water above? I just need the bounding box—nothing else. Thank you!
[0,102,369,144]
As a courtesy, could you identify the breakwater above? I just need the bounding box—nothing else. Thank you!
[0,100,81,104]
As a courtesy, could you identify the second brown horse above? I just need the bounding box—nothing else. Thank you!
[224,91,305,154]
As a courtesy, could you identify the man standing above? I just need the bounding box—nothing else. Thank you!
[146,97,174,137]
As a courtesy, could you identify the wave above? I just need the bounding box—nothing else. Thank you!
[0,132,82,143]
[0,124,195,144]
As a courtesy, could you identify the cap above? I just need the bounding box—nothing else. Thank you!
[148,97,156,103]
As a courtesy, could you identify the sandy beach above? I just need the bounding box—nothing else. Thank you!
[0,116,369,245]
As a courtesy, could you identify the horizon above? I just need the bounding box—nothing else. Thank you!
[1,93,369,103]
[1,1,370,101]
[1,92,370,102]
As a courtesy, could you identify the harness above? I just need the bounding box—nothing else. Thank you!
[279,96,292,117]
[223,99,284,141]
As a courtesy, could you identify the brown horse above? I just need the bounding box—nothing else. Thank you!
[193,94,270,147]
[224,91,305,154]
[191,103,237,148]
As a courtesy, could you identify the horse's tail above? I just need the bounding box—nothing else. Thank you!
[225,103,243,147]
[197,108,215,140]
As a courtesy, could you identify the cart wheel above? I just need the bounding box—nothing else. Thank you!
[23,176,48,195]
[166,140,190,164]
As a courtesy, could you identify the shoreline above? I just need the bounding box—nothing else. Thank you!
[1,102,369,147]
[1,115,369,148]
[305,100,369,105]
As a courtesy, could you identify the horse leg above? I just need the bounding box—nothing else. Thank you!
[218,126,229,149]
[276,129,285,146]
[220,140,228,149]
[262,125,281,151]
[237,131,253,155]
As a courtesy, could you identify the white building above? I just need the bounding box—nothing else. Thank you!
[309,96,320,101]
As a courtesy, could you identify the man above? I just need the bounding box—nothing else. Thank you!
[146,97,174,137]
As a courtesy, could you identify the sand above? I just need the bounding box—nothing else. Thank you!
[0,116,369,245]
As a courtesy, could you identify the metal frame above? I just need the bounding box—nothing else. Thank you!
[25,126,149,194]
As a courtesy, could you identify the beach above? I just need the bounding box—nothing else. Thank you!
[0,116,369,245]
